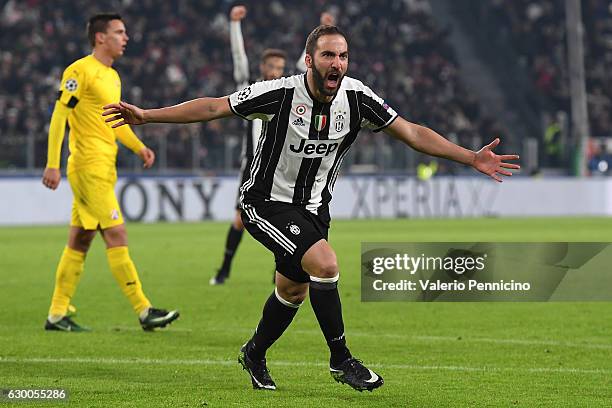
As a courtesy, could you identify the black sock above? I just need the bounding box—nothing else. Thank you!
[309,279,352,367]
[250,290,299,360]
[219,225,243,276]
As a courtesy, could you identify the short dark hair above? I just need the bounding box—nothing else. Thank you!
[87,13,122,47]
[305,25,348,57]
[260,48,287,63]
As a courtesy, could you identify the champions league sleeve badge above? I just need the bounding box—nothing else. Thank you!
[65,78,78,92]
[237,86,252,102]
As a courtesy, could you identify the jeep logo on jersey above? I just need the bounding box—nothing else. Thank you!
[288,139,339,158]
[314,115,327,131]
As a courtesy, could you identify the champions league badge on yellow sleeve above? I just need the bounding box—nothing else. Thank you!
[65,78,78,92]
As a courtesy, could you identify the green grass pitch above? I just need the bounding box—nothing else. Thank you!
[1,218,612,407]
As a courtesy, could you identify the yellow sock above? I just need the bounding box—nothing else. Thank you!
[106,246,151,315]
[49,247,85,318]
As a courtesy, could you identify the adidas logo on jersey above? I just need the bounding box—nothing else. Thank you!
[292,117,305,126]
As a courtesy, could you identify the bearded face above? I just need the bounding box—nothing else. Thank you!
[311,58,344,97]
[308,34,348,98]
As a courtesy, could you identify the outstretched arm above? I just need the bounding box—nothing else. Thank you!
[103,97,233,128]
[230,6,249,86]
[384,116,520,182]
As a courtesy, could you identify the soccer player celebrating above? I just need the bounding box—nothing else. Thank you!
[103,25,519,391]
[42,14,179,332]
[210,6,335,285]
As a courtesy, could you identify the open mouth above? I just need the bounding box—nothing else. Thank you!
[326,72,340,88]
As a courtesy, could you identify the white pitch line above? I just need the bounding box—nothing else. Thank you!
[0,356,610,376]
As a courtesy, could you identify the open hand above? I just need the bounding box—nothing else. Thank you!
[473,138,520,182]
[103,101,145,128]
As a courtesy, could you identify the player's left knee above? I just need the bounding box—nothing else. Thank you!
[316,260,338,279]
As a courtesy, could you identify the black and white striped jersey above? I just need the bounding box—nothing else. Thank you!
[229,73,398,220]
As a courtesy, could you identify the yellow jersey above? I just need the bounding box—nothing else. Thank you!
[48,54,144,174]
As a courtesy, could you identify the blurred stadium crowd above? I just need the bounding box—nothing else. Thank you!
[474,0,612,172]
[1,0,609,174]
[481,0,612,138]
[0,0,500,173]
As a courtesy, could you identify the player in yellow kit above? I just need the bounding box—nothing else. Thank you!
[42,13,179,332]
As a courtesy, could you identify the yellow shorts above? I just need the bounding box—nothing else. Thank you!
[68,169,124,230]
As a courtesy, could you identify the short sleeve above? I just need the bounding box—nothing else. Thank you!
[228,79,285,122]
[359,85,398,132]
[57,65,85,108]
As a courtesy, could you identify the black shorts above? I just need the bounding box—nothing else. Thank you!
[235,156,253,210]
[241,201,329,283]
